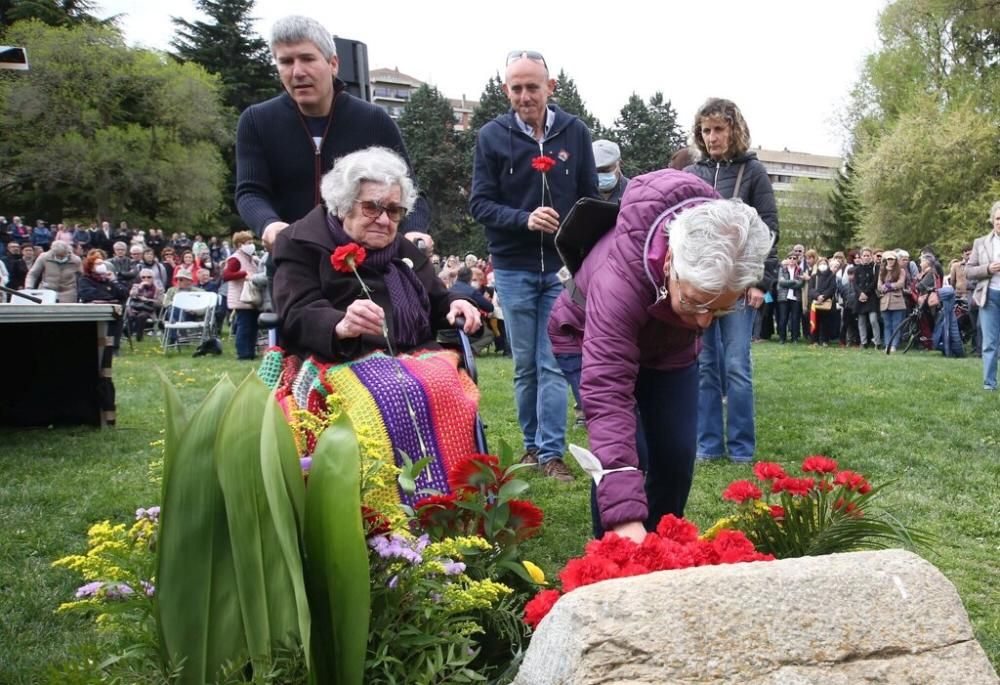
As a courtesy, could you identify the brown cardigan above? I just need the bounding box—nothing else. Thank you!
[272,205,462,362]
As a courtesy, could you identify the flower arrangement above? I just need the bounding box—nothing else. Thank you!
[705,455,932,558]
[52,379,541,685]
[522,514,772,629]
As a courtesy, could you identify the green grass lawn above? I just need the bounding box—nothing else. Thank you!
[1,339,997,682]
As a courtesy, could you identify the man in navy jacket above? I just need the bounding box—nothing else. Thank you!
[470,50,597,481]
[236,15,429,250]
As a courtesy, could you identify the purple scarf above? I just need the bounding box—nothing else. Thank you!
[327,215,431,348]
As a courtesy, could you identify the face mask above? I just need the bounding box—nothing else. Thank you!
[818,264,829,272]
[55,256,68,264]
[470,281,481,289]
[94,263,109,275]
[241,243,256,255]
[597,172,618,191]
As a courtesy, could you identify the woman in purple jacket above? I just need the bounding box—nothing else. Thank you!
[549,169,771,542]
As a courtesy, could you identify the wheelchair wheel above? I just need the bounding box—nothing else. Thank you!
[886,316,918,355]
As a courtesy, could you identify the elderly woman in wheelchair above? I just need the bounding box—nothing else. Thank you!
[261,147,483,504]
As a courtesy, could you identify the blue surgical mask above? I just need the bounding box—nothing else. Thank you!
[597,172,618,192]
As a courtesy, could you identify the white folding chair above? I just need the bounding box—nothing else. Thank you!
[162,291,219,353]
[14,288,58,304]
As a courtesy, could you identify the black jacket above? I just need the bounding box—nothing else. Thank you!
[685,153,778,292]
[853,262,880,314]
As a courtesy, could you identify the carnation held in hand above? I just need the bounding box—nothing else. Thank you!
[522,514,772,629]
[707,454,932,558]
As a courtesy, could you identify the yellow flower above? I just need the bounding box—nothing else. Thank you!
[522,560,546,585]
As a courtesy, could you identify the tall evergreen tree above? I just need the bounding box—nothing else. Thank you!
[551,69,600,133]
[611,92,686,177]
[824,158,860,250]
[399,84,485,257]
[170,0,275,114]
[469,73,508,134]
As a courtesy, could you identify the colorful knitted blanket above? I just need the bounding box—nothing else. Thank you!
[258,347,480,512]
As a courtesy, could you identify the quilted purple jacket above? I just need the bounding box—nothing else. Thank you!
[548,169,720,528]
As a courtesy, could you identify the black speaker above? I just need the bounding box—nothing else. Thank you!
[334,37,370,102]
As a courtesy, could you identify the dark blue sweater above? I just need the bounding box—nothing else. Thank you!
[235,79,428,235]
[470,105,597,272]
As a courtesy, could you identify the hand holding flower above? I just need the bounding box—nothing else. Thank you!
[527,206,560,233]
[335,299,385,340]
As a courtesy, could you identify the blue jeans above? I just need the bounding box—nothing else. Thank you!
[697,299,755,461]
[234,308,258,360]
[555,352,582,409]
[980,289,1000,389]
[882,308,905,349]
[492,269,567,463]
[590,363,698,538]
[776,300,801,342]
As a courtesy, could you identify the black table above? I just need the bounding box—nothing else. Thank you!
[0,304,119,427]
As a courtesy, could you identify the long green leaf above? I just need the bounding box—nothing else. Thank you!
[157,375,246,684]
[260,393,311,659]
[305,408,370,685]
[215,374,300,662]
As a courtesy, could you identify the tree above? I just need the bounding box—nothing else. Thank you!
[0,21,229,229]
[824,159,861,251]
[398,84,485,257]
[551,69,601,134]
[611,92,686,177]
[776,178,837,255]
[468,73,508,135]
[1,0,108,28]
[170,0,275,114]
[854,101,999,256]
[845,0,1000,257]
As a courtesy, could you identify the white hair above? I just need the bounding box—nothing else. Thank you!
[895,249,909,259]
[321,147,417,219]
[50,240,71,257]
[669,199,771,294]
[271,16,337,60]
[990,200,1000,222]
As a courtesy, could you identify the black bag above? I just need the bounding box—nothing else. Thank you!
[554,197,621,275]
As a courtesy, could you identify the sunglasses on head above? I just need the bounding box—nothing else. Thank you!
[506,50,547,68]
[354,200,408,223]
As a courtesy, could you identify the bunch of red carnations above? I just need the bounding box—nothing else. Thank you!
[710,455,930,559]
[523,514,772,629]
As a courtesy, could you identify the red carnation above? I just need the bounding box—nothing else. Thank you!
[531,155,556,173]
[559,555,621,593]
[833,497,863,517]
[655,514,699,544]
[769,505,785,520]
[448,453,505,493]
[361,506,392,537]
[331,243,367,273]
[802,455,838,474]
[834,470,871,494]
[414,492,462,530]
[711,529,774,563]
[722,480,763,504]
[771,477,816,496]
[586,532,639,565]
[506,500,544,541]
[753,461,787,481]
[524,589,562,629]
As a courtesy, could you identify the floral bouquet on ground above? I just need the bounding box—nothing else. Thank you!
[705,455,933,558]
[522,514,773,630]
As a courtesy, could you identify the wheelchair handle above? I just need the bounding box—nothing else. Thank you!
[452,315,478,385]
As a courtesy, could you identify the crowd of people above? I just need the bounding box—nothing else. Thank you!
[0,216,269,354]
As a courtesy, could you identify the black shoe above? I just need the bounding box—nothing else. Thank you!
[519,449,539,466]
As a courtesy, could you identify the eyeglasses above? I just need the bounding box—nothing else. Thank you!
[506,50,547,68]
[670,268,737,318]
[885,257,896,261]
[354,200,408,223]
